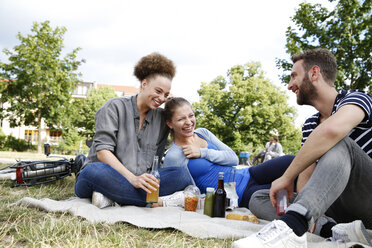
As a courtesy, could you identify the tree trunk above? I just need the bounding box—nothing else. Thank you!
[37,113,42,154]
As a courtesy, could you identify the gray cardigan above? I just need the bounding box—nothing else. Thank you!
[163,128,238,185]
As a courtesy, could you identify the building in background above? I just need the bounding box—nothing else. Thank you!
[1,82,139,145]
[97,84,139,97]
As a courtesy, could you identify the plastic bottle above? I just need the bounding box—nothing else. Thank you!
[213,172,226,217]
[146,156,160,203]
[225,168,238,210]
[276,189,288,216]
[203,187,214,217]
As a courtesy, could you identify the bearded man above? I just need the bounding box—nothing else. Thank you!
[234,48,372,248]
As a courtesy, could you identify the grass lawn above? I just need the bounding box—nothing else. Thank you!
[0,153,234,247]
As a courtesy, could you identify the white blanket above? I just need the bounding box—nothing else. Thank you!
[13,197,371,247]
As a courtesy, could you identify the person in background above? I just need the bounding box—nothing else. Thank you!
[156,97,295,209]
[75,53,192,207]
[233,48,372,248]
[250,137,274,165]
[263,136,284,162]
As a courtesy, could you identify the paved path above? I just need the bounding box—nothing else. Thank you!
[235,164,251,169]
[0,158,17,164]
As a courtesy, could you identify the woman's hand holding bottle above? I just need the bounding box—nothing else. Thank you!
[129,173,159,193]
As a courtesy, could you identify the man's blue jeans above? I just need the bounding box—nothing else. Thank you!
[75,162,193,206]
[249,137,372,228]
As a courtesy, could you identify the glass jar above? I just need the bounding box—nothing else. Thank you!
[184,185,200,212]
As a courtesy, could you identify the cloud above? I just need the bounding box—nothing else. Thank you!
[0,0,325,126]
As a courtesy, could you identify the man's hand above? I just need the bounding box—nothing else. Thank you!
[129,173,159,193]
[270,175,295,208]
[182,145,201,159]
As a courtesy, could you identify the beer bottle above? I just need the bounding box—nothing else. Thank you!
[213,172,226,217]
[146,156,160,203]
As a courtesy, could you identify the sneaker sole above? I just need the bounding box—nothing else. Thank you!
[358,221,372,246]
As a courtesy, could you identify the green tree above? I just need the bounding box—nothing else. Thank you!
[193,62,302,156]
[69,86,117,139]
[277,0,371,93]
[0,21,84,153]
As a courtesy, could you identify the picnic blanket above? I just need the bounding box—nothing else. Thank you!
[13,197,371,247]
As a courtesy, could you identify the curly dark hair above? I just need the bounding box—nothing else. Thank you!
[133,52,176,82]
[291,48,337,85]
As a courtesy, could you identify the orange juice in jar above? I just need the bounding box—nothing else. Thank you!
[184,196,199,211]
[183,185,200,212]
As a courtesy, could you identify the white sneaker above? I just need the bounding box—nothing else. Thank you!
[160,191,185,207]
[332,220,372,246]
[232,220,307,248]
[91,191,114,209]
[312,215,336,236]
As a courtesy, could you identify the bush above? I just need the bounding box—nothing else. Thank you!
[55,128,89,155]
[0,128,6,150]
[4,135,30,152]
[55,142,89,155]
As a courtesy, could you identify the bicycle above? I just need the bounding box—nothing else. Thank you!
[0,144,85,187]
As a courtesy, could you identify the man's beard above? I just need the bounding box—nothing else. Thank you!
[297,74,317,106]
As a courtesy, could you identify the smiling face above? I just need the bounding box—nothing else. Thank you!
[166,103,196,139]
[140,75,171,110]
[288,60,317,106]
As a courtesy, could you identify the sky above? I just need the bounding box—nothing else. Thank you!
[0,0,333,127]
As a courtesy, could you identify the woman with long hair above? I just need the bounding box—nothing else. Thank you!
[160,97,295,209]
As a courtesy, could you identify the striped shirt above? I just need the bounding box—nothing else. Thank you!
[301,90,372,159]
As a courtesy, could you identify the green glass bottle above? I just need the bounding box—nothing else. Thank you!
[203,187,214,217]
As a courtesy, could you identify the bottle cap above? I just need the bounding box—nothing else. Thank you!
[206,187,214,193]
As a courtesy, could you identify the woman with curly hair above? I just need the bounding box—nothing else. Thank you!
[75,53,193,207]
